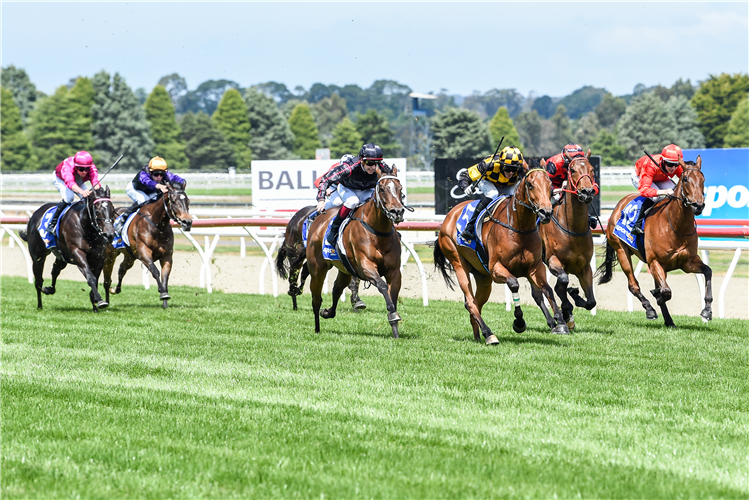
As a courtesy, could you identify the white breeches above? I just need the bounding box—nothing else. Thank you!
[52,174,84,203]
[335,184,375,209]
[126,181,159,204]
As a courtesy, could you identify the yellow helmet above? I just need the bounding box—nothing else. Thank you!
[498,146,523,170]
[148,156,168,171]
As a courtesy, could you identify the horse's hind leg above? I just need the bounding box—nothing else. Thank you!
[648,260,675,328]
[528,261,569,334]
[115,253,137,294]
[43,258,67,296]
[349,277,366,310]
[616,246,658,320]
[32,257,47,310]
[321,271,352,320]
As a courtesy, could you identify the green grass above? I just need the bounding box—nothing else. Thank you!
[2,276,747,498]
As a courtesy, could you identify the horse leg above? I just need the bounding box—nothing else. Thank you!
[569,264,597,313]
[473,274,494,339]
[43,258,67,296]
[384,268,402,339]
[321,271,352,320]
[364,272,402,339]
[616,246,658,320]
[287,252,306,310]
[32,257,47,310]
[547,256,574,327]
[648,260,675,328]
[528,261,570,334]
[158,256,173,308]
[137,246,166,302]
[349,277,367,311]
[102,251,116,303]
[682,255,713,321]
[115,253,136,294]
[489,262,525,338]
[70,248,107,312]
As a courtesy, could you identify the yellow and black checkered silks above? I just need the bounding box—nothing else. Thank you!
[467,146,524,186]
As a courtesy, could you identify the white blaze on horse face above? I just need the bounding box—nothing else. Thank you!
[387,180,398,199]
[179,195,185,200]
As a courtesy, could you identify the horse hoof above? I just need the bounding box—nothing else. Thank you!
[109,287,119,295]
[388,311,401,324]
[96,300,109,309]
[646,310,658,320]
[42,287,55,295]
[552,324,571,335]
[159,292,171,300]
[567,317,576,330]
[485,334,499,345]
[512,320,526,334]
[352,300,366,310]
[700,309,712,321]
[321,308,335,319]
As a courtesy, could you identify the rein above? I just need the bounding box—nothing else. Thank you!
[486,168,547,235]
[664,167,702,237]
[164,190,190,226]
[86,195,113,237]
[374,175,411,223]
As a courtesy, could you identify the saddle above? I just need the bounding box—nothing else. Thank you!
[456,197,507,273]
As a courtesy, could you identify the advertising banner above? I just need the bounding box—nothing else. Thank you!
[682,148,749,219]
[251,159,407,211]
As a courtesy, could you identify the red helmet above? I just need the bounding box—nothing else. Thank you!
[563,143,585,159]
[661,144,683,165]
[73,151,94,169]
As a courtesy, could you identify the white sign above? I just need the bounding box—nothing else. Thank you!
[251,159,408,211]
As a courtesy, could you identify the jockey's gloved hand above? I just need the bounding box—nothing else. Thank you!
[464,184,474,196]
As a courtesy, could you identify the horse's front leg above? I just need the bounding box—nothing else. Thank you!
[361,263,402,339]
[528,261,570,334]
[70,248,107,312]
[321,271,352,320]
[547,255,574,327]
[137,245,164,301]
[349,277,366,310]
[648,260,675,328]
[385,267,403,338]
[159,255,173,308]
[682,255,713,321]
[616,246,658,320]
[569,264,597,312]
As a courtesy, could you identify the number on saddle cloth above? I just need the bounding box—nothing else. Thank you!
[38,205,75,250]
[455,196,506,250]
[112,212,139,249]
[613,196,648,255]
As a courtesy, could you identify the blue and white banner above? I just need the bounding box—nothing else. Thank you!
[683,148,749,219]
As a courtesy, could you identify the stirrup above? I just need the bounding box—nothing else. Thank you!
[631,225,644,235]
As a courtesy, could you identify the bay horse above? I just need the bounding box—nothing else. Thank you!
[597,158,711,327]
[433,162,570,344]
[19,186,116,312]
[103,182,193,308]
[306,168,407,338]
[275,205,366,311]
[539,150,599,329]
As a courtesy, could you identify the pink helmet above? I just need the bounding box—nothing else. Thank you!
[73,151,94,169]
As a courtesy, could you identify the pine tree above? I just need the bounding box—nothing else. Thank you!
[691,73,749,148]
[594,93,627,130]
[213,88,253,168]
[244,88,295,160]
[1,65,39,125]
[145,85,189,170]
[487,107,522,152]
[180,112,235,171]
[310,93,348,144]
[288,103,321,159]
[574,112,601,148]
[431,108,492,159]
[1,86,37,171]
[724,96,749,148]
[664,95,705,149]
[616,92,678,161]
[590,129,628,166]
[329,118,362,159]
[550,105,575,150]
[355,109,399,156]
[91,71,155,171]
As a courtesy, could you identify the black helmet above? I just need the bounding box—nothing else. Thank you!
[359,143,383,162]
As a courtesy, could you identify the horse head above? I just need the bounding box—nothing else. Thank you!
[524,159,554,224]
[90,185,116,242]
[678,156,705,215]
[374,166,409,224]
[566,149,599,204]
[166,181,193,231]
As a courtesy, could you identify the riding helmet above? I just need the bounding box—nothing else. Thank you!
[498,146,524,171]
[359,143,383,161]
[73,151,94,169]
[661,144,683,165]
[563,143,585,159]
[149,156,168,171]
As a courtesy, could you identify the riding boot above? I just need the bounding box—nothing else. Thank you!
[326,213,346,247]
[46,201,69,233]
[461,196,493,242]
[114,202,140,233]
[631,198,655,235]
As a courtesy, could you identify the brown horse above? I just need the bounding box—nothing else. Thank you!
[103,182,193,308]
[275,205,366,311]
[19,186,116,312]
[306,168,407,337]
[597,158,711,327]
[433,163,570,344]
[539,151,599,329]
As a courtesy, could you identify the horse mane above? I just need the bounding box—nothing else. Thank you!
[684,160,696,166]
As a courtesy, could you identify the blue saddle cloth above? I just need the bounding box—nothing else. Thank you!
[613,196,647,256]
[38,205,74,249]
[302,211,318,249]
[456,200,480,251]
[111,212,138,249]
[322,218,344,262]
[455,197,507,273]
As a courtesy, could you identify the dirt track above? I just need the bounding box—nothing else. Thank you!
[2,246,747,320]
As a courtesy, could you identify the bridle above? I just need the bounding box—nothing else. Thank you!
[163,188,191,227]
[374,175,412,223]
[562,156,600,197]
[513,168,548,215]
[664,166,704,236]
[86,194,113,237]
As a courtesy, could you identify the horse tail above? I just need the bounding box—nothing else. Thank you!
[275,244,290,280]
[595,239,618,285]
[432,238,456,291]
[19,230,28,242]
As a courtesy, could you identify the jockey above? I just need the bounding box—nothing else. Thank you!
[545,143,598,229]
[313,154,355,211]
[316,143,393,247]
[458,146,523,242]
[630,144,684,235]
[114,156,186,233]
[47,151,100,233]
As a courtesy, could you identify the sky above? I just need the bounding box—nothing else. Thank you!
[2,1,748,99]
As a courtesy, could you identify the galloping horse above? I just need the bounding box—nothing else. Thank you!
[103,182,193,308]
[539,151,599,329]
[433,162,570,344]
[306,168,407,337]
[20,186,116,312]
[275,205,366,311]
[597,158,711,327]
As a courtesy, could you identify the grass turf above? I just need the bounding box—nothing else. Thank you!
[1,276,747,498]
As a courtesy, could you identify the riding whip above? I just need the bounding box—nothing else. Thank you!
[469,136,504,193]
[643,150,664,173]
[95,154,125,188]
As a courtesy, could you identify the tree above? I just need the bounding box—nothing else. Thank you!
[514,111,542,156]
[91,71,154,171]
[487,106,522,152]
[462,88,524,119]
[590,129,628,166]
[670,78,696,101]
[550,105,575,150]
[177,79,241,116]
[157,73,188,106]
[145,85,189,170]
[664,95,705,149]
[531,95,555,119]
[355,109,398,156]
[288,103,321,159]
[1,87,37,171]
[29,78,95,170]
[616,92,678,161]
[594,93,627,129]
[691,73,749,148]
[180,112,235,170]
[1,65,39,125]
[574,112,601,148]
[329,118,362,159]
[724,96,749,148]
[310,93,348,143]
[244,88,295,160]
[431,108,491,159]
[557,86,607,119]
[213,88,252,168]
